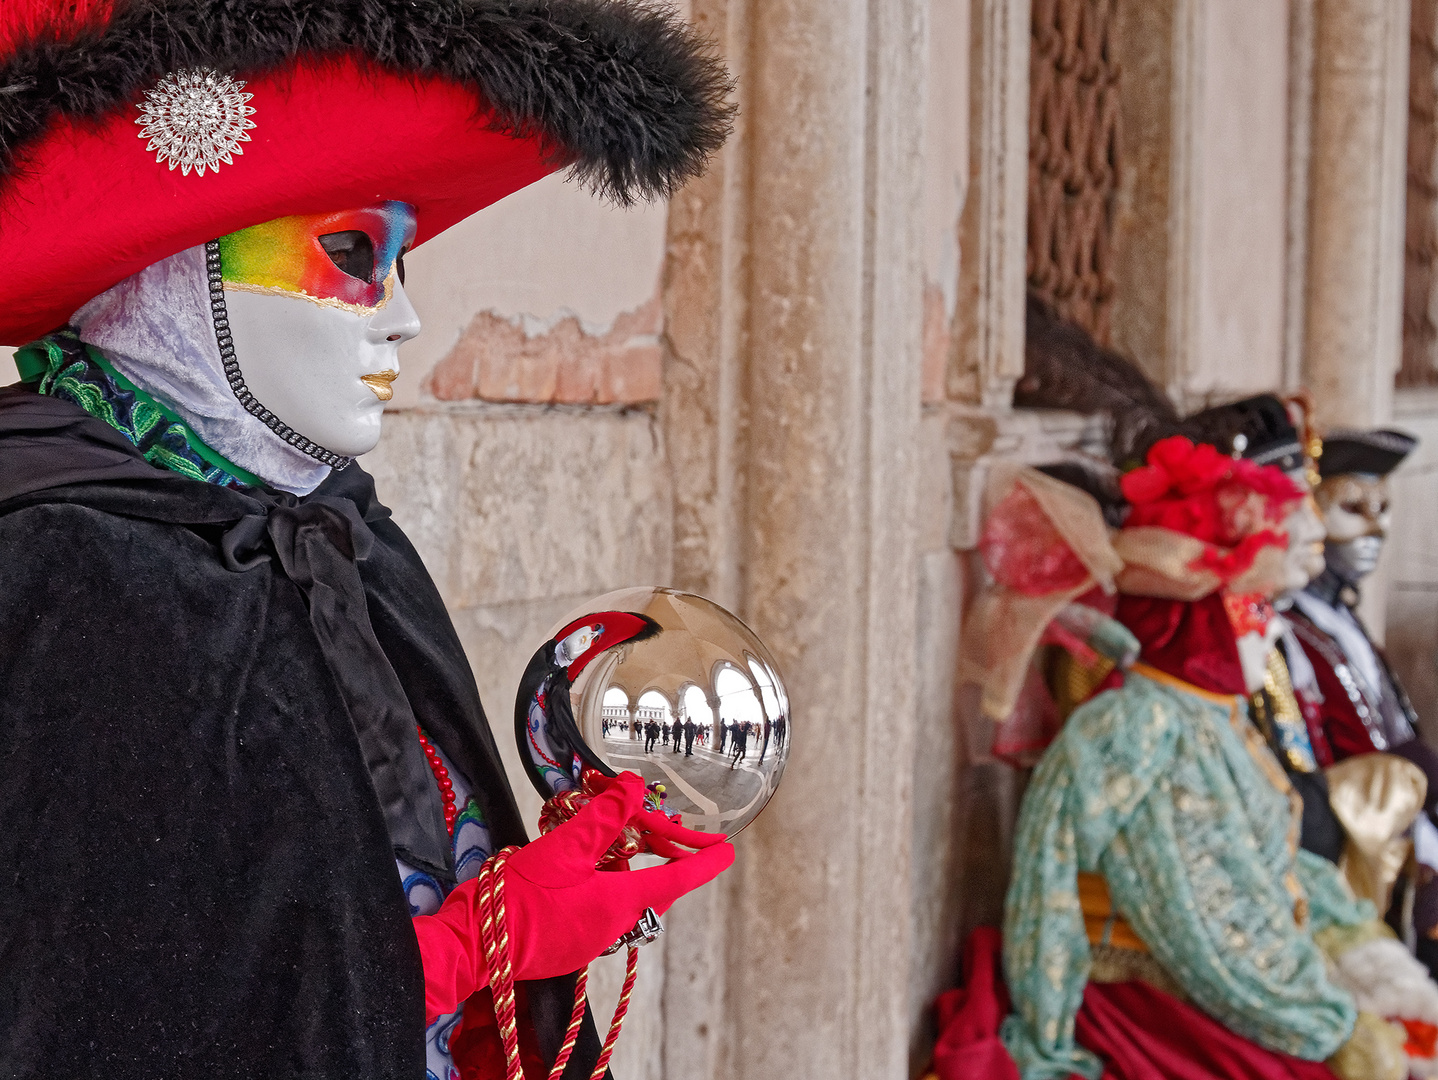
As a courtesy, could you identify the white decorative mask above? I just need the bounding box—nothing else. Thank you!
[1279,477,1327,594]
[1315,473,1391,584]
[217,202,420,460]
[73,202,420,495]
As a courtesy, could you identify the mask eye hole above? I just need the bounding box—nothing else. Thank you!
[318,230,376,283]
[397,246,410,287]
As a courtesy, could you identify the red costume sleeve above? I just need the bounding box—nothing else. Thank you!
[1292,630,1380,762]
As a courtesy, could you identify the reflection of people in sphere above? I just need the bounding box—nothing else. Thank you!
[773,715,787,751]
[759,717,772,763]
[684,719,697,756]
[671,718,683,753]
[644,719,660,753]
[730,722,749,769]
[719,720,729,754]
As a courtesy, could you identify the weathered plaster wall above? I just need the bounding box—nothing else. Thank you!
[398,173,671,409]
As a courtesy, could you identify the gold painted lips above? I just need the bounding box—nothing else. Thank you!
[360,370,399,402]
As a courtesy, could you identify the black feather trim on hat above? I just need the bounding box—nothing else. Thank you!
[0,0,735,205]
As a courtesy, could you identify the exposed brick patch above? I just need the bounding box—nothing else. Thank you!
[922,281,950,405]
[426,294,663,405]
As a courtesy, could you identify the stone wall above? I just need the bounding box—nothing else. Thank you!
[2,2,1433,1076]
[361,405,678,1074]
[1388,388,1438,741]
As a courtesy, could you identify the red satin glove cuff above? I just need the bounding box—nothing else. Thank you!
[414,883,491,1024]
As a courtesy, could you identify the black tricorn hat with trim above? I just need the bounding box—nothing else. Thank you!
[1182,394,1305,473]
[1317,428,1418,478]
[0,0,734,344]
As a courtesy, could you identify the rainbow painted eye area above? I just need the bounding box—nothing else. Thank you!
[218,201,416,312]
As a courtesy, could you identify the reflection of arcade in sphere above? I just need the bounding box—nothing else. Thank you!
[568,588,790,838]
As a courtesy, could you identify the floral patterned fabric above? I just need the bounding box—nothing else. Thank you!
[399,739,495,1080]
[1000,669,1369,1080]
[16,331,257,487]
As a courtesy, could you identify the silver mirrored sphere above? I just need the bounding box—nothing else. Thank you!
[534,587,790,838]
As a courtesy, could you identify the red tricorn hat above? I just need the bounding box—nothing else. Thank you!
[0,0,732,345]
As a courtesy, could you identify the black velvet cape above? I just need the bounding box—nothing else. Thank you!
[0,388,602,1078]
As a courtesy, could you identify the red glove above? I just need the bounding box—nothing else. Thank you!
[414,771,734,1022]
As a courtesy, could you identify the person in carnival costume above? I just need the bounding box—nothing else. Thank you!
[997,437,1438,1080]
[1285,428,1438,977]
[1179,396,1427,897]
[0,2,736,1077]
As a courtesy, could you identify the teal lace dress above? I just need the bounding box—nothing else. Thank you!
[1000,667,1369,1080]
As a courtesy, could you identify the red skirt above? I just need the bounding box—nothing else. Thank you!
[931,928,1335,1080]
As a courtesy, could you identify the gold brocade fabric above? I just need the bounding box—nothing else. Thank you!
[1077,869,1192,1001]
[1049,648,1115,722]
[1249,649,1319,773]
[1326,754,1427,912]
[1077,871,1148,952]
[1325,1012,1409,1080]
[1313,917,1399,961]
[1089,943,1189,1002]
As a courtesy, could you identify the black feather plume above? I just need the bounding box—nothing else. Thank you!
[1015,294,1180,469]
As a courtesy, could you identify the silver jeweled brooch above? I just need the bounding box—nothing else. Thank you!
[136,68,256,177]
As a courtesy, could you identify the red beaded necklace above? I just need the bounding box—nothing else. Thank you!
[416,725,458,836]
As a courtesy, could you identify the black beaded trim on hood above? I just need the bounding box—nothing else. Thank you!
[0,0,735,206]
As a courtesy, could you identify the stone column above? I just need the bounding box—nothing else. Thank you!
[1302,0,1412,430]
[661,0,930,1075]
[1300,0,1411,637]
[952,0,1031,406]
[728,0,927,1073]
[1109,0,1292,402]
[659,4,749,1075]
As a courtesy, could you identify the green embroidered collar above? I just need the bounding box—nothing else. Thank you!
[15,332,260,488]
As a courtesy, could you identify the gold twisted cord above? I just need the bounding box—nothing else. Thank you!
[477,845,644,1080]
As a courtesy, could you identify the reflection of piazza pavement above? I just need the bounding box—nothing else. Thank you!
[565,587,791,836]
[601,729,777,834]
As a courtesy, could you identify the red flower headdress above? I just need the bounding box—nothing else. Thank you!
[1114,436,1303,598]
